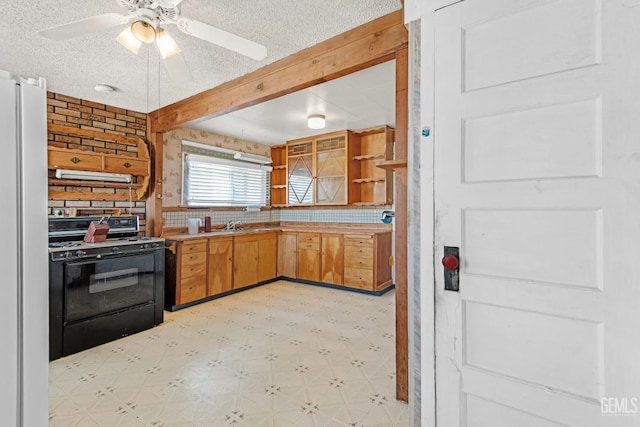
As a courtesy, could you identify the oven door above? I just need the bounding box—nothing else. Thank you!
[64,252,156,323]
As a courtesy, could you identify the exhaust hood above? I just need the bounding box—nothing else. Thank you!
[55,169,133,183]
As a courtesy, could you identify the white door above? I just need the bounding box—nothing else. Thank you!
[434,0,640,426]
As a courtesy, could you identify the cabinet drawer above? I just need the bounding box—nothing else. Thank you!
[182,240,207,253]
[344,255,373,269]
[299,241,320,251]
[344,267,374,290]
[181,260,206,279]
[344,244,373,260]
[181,251,206,267]
[104,156,148,175]
[298,233,319,249]
[48,149,103,171]
[344,235,374,247]
[180,275,206,303]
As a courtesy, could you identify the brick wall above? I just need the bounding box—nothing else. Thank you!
[47,92,149,234]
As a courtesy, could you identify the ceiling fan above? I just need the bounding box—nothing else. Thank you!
[38,0,268,82]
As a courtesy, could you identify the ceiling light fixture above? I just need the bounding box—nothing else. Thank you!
[94,84,115,93]
[307,114,326,129]
[116,20,156,54]
[155,28,181,59]
[130,20,156,44]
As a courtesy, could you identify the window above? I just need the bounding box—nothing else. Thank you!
[182,145,271,207]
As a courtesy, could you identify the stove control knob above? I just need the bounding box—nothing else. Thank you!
[143,243,150,249]
[111,247,120,253]
[75,250,85,257]
[64,251,71,259]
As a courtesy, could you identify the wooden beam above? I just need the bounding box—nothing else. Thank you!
[394,47,409,403]
[145,128,163,236]
[149,10,407,132]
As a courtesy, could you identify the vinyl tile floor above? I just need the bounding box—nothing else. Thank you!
[49,280,409,426]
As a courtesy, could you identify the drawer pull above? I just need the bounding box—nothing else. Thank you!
[123,162,131,168]
[71,157,80,164]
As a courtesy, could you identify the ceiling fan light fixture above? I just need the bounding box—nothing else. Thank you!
[130,20,156,44]
[156,29,181,59]
[116,26,142,54]
[307,114,326,129]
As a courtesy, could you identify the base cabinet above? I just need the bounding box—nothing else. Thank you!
[165,228,392,310]
[165,239,208,306]
[208,238,233,296]
[297,233,321,281]
[277,232,298,277]
[321,234,344,285]
[343,233,392,291]
[234,231,277,288]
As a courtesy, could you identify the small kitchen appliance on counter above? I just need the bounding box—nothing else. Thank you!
[48,216,165,360]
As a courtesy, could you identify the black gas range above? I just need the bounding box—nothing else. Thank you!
[48,216,165,360]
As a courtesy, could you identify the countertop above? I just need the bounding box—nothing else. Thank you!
[163,224,392,242]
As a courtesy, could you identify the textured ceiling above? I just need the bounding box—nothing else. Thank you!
[1,0,401,114]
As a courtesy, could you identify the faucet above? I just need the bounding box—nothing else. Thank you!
[225,220,242,231]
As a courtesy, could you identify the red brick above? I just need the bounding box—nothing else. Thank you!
[91,108,115,118]
[55,93,81,104]
[47,99,66,108]
[106,105,127,114]
[54,107,82,118]
[67,103,92,113]
[91,121,116,131]
[81,99,105,109]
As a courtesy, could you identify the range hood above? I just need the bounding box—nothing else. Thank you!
[55,169,133,183]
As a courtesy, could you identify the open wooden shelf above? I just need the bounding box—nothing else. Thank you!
[376,159,407,185]
[352,154,385,161]
[348,125,394,206]
[270,145,287,206]
[352,177,385,184]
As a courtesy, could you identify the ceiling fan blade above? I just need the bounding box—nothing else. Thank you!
[38,13,130,40]
[176,17,267,61]
[163,52,192,82]
[158,0,184,6]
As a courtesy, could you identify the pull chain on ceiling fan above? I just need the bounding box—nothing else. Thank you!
[37,0,268,82]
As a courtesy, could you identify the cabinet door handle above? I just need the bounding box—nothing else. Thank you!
[71,157,80,164]
[123,162,131,168]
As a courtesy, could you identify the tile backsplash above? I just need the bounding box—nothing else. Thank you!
[162,208,388,229]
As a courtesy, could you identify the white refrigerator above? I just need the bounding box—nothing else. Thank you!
[0,71,49,426]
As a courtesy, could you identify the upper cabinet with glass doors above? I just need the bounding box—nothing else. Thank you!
[279,127,394,207]
[286,131,350,206]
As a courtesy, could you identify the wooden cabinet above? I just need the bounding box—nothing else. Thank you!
[207,237,233,296]
[287,140,314,205]
[343,232,392,291]
[47,124,150,200]
[287,131,350,206]
[321,234,344,285]
[315,133,348,205]
[165,239,208,306]
[270,145,287,207]
[297,232,321,281]
[48,148,103,170]
[277,232,298,277]
[233,231,277,288]
[257,234,277,282]
[349,126,394,205]
[103,156,149,175]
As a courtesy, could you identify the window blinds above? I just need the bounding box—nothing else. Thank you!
[183,152,270,207]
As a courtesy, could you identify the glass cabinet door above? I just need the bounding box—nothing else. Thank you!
[315,135,347,204]
[287,141,314,205]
